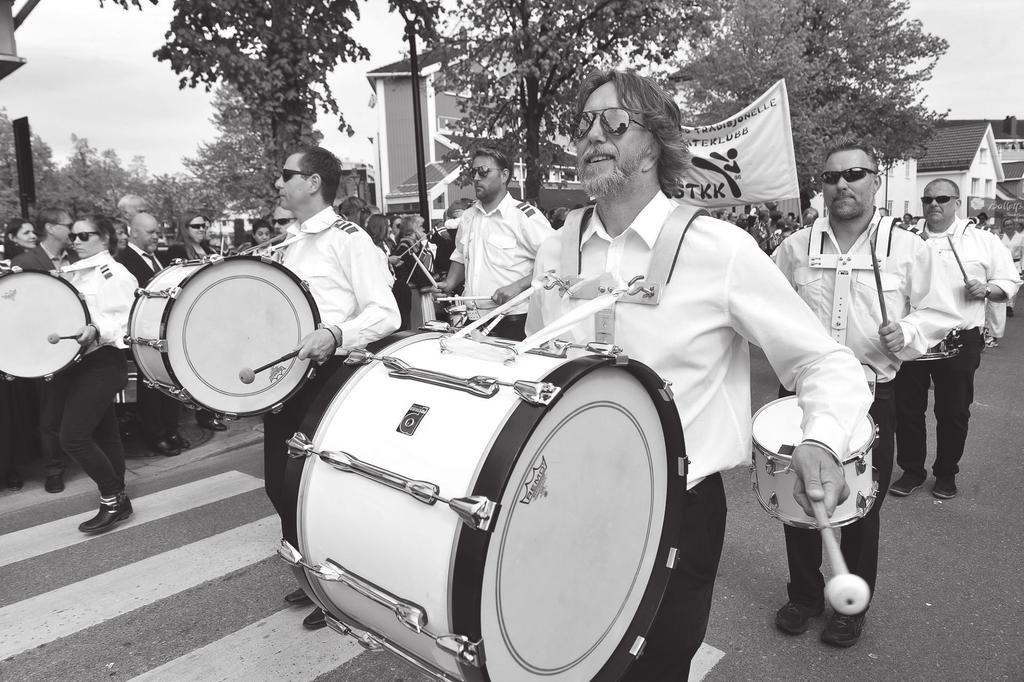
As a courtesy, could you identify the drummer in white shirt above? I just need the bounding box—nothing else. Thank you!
[891,179,1021,500]
[263,145,400,631]
[526,69,872,681]
[772,142,960,647]
[54,215,139,534]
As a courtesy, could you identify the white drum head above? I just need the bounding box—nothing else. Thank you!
[752,396,873,460]
[163,258,317,415]
[0,271,88,378]
[480,367,668,680]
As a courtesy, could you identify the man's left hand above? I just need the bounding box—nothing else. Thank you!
[790,442,849,518]
[879,321,904,354]
[965,278,988,300]
[491,283,521,305]
[296,328,338,363]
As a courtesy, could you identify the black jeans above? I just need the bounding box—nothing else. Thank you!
[622,473,727,682]
[893,328,982,479]
[783,385,895,607]
[44,347,128,497]
[137,382,181,444]
[263,355,346,539]
[487,313,527,342]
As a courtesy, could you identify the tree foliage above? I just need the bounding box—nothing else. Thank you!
[679,0,948,199]
[440,0,719,202]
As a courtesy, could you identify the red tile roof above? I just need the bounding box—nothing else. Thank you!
[917,121,989,173]
[1002,161,1024,180]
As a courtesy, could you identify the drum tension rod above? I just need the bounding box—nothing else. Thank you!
[287,433,499,532]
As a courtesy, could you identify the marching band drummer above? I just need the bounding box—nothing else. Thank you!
[264,146,400,631]
[772,142,960,647]
[526,69,872,681]
[52,215,139,533]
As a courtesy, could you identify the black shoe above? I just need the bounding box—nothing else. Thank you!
[78,493,133,534]
[44,473,65,493]
[821,612,865,647]
[933,476,958,499]
[5,469,23,491]
[303,607,326,630]
[775,601,824,635]
[1007,306,1014,317]
[150,439,182,457]
[167,432,191,450]
[285,588,313,606]
[888,473,925,497]
[198,417,227,432]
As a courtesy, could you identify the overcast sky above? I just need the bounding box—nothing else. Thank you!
[2,0,1022,175]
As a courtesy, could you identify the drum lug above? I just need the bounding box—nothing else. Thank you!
[448,496,499,532]
[134,287,179,299]
[666,547,679,569]
[657,380,674,401]
[316,557,429,635]
[855,457,867,475]
[270,402,285,414]
[287,432,314,459]
[299,279,311,292]
[512,380,560,406]
[769,492,779,511]
[43,372,55,382]
[2,373,13,382]
[124,336,167,352]
[420,320,454,333]
[277,539,304,566]
[436,634,484,668]
[343,349,374,366]
[856,492,867,513]
[629,635,647,658]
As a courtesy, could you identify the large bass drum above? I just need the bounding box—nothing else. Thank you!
[126,255,319,417]
[0,269,90,380]
[280,332,686,681]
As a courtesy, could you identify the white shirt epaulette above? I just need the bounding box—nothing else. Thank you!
[516,201,539,218]
[331,219,361,235]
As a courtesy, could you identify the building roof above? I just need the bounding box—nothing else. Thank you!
[367,49,449,77]
[947,117,1024,140]
[387,159,461,198]
[917,121,990,173]
[1002,161,1024,180]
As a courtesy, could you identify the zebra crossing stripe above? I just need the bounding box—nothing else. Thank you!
[0,516,278,660]
[690,642,726,681]
[128,607,363,681]
[0,471,264,569]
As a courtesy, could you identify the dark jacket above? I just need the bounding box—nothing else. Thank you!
[117,246,167,288]
[10,245,78,272]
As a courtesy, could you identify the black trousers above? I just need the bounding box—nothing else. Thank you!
[893,327,982,479]
[487,313,527,342]
[0,378,40,474]
[137,382,181,444]
[263,356,346,539]
[43,347,128,497]
[783,384,895,607]
[622,473,727,682]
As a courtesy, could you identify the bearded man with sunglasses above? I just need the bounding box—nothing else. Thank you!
[435,147,553,340]
[772,141,959,647]
[526,70,873,680]
[890,180,1020,500]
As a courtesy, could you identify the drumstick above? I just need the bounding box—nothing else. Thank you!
[945,236,971,286]
[869,228,889,326]
[437,296,493,303]
[47,333,79,344]
[238,349,301,384]
[810,499,871,614]
[408,250,439,288]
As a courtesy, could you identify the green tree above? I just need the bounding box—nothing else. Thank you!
[678,0,947,199]
[48,135,147,216]
[440,0,719,202]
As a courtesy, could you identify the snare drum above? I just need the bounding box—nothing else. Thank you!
[281,332,686,682]
[912,329,962,361]
[0,269,90,380]
[126,255,319,416]
[751,397,878,529]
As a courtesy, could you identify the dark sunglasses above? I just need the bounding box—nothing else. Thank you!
[281,168,312,182]
[273,217,292,226]
[921,195,957,205]
[820,167,877,184]
[69,231,99,242]
[572,107,647,140]
[188,223,207,229]
[470,166,494,179]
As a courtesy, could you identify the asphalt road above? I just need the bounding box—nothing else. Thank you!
[1,315,1021,681]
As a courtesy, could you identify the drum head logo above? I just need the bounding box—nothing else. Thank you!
[520,457,548,504]
[268,365,287,384]
[1,288,14,300]
[397,403,429,436]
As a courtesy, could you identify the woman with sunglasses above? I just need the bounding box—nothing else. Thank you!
[51,215,139,533]
[166,213,213,262]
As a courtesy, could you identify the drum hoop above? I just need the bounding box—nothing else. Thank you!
[449,354,687,682]
[0,270,91,379]
[150,256,321,415]
[751,397,876,464]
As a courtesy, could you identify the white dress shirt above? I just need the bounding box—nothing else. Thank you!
[773,215,962,382]
[921,219,1021,329]
[281,207,400,350]
[526,191,872,488]
[451,191,554,314]
[61,251,138,352]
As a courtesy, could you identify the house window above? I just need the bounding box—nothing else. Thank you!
[979,147,988,164]
[904,160,910,179]
[985,179,993,195]
[971,178,980,195]
[904,200,909,214]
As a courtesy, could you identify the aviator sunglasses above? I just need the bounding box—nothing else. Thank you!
[820,167,877,185]
[921,195,957,205]
[572,107,647,140]
[68,231,99,242]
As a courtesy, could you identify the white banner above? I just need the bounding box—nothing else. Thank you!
[679,80,799,207]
